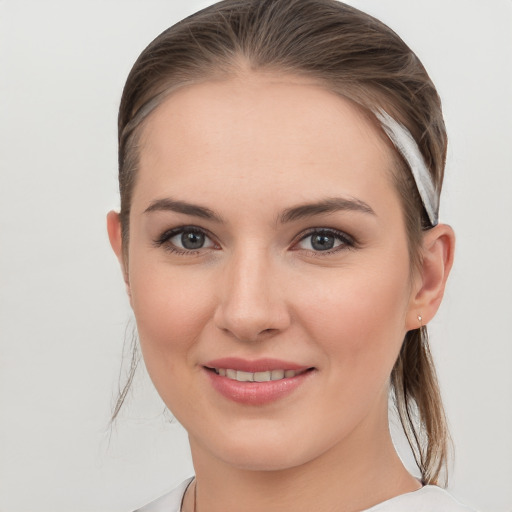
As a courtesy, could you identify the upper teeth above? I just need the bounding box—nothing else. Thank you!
[214,368,304,382]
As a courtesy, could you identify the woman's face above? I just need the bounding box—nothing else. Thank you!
[117,74,422,471]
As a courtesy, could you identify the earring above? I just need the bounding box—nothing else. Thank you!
[417,314,428,347]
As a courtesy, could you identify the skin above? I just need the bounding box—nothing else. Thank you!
[108,72,454,512]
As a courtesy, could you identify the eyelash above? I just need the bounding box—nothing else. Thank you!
[293,228,356,255]
[153,226,356,256]
[153,226,218,255]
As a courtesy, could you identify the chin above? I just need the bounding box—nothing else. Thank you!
[221,449,309,472]
[200,428,326,472]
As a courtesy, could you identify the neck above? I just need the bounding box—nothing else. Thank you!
[185,419,420,512]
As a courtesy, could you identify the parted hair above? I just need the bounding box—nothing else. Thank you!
[116,0,449,485]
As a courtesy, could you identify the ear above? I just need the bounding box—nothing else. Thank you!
[405,223,455,330]
[106,210,131,298]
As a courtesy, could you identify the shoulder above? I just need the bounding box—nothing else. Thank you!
[366,485,477,512]
[133,477,194,512]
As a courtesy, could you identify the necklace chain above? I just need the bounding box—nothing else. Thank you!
[180,479,197,512]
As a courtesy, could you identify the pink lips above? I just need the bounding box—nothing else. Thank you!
[203,357,314,405]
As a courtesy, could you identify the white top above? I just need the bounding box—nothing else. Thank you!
[134,477,476,512]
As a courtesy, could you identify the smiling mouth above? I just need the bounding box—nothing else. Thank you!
[206,367,313,382]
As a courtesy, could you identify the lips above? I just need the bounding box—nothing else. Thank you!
[203,358,315,405]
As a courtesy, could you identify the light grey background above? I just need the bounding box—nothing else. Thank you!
[0,1,510,511]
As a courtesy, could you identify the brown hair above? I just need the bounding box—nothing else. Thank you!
[115,0,449,485]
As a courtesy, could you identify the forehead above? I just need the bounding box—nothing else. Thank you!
[135,73,397,214]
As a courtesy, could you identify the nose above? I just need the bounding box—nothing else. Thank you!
[213,248,291,342]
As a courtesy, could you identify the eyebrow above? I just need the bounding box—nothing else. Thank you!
[279,197,375,223]
[144,198,224,223]
[144,196,375,224]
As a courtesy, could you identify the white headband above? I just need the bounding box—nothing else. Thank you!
[374,109,439,227]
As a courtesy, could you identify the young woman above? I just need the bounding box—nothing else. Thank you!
[107,0,474,510]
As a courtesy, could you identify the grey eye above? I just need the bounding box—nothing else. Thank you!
[167,229,215,251]
[180,231,205,250]
[310,233,336,251]
[297,229,351,252]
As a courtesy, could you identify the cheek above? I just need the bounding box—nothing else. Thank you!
[127,262,220,423]
[128,261,214,370]
[291,260,411,376]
